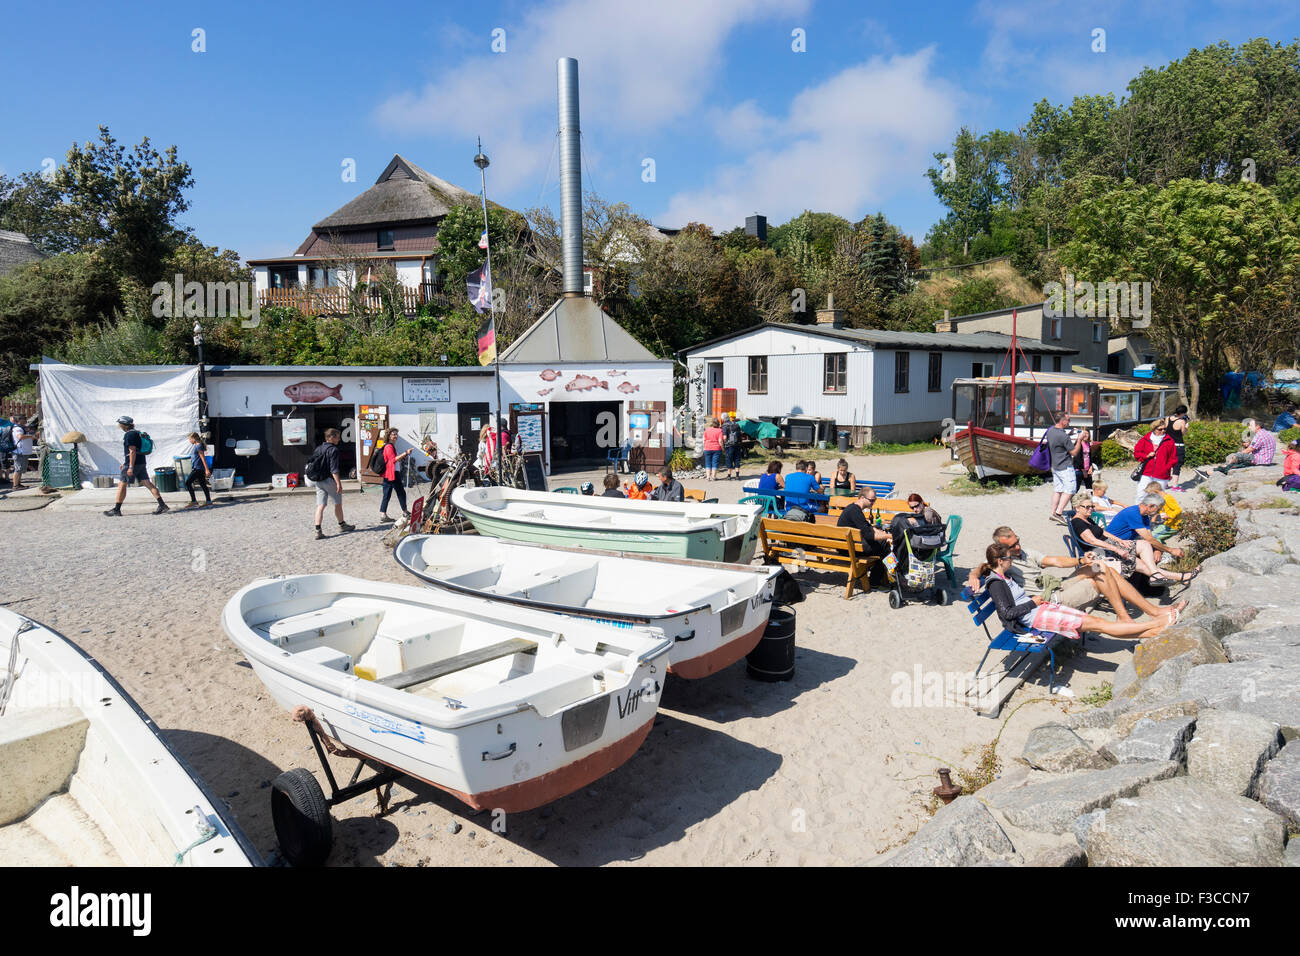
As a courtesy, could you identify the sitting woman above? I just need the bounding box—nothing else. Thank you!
[1069,491,1137,564]
[757,460,785,494]
[978,543,1174,643]
[887,494,944,574]
[829,458,856,496]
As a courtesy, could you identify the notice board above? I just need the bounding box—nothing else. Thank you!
[521,451,548,492]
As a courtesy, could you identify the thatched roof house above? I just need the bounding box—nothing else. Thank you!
[0,230,44,278]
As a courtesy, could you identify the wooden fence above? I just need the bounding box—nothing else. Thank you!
[258,286,453,317]
[2,399,38,423]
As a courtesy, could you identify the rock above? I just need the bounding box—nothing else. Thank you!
[1101,715,1196,765]
[446,821,462,834]
[1179,660,1300,739]
[1112,659,1141,700]
[1066,700,1129,730]
[1256,741,1300,826]
[1223,625,1300,665]
[882,795,1020,866]
[1020,723,1112,773]
[1186,709,1283,797]
[1182,606,1259,639]
[1286,840,1300,867]
[1026,845,1087,867]
[1073,809,1106,845]
[1128,653,1200,707]
[1116,698,1201,738]
[1177,580,1218,618]
[1082,777,1286,867]
[983,760,1179,835]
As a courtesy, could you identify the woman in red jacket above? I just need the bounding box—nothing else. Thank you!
[1132,419,1177,503]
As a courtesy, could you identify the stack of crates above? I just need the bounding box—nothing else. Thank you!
[711,387,737,422]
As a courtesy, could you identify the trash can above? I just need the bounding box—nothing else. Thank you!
[174,454,193,481]
[838,431,850,453]
[42,447,81,489]
[747,606,796,682]
[153,466,178,493]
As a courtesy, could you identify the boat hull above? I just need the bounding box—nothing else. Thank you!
[224,575,672,813]
[393,536,781,679]
[953,425,1045,479]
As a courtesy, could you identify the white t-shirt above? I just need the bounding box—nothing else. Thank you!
[12,425,33,455]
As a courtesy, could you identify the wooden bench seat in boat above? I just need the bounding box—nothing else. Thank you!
[376,638,538,690]
[759,518,879,599]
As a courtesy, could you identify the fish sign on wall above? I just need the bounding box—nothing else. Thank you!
[284,381,343,403]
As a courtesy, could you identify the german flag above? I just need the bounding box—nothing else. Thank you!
[476,313,496,366]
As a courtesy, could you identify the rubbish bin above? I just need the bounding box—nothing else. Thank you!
[153,466,178,493]
[838,431,850,453]
[42,447,81,489]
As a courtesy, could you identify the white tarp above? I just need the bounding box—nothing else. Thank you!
[39,363,199,477]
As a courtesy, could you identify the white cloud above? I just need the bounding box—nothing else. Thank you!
[373,0,809,194]
[657,48,962,231]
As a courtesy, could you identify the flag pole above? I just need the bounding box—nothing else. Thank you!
[473,137,503,486]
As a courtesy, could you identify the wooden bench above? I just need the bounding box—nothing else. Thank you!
[759,518,880,599]
[827,496,919,523]
[375,638,537,690]
[683,487,719,504]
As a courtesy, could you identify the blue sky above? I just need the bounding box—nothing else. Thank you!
[2,0,1296,262]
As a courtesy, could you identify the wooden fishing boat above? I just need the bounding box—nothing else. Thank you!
[952,423,1043,479]
[394,535,800,680]
[221,574,672,816]
[0,610,259,866]
[451,485,763,563]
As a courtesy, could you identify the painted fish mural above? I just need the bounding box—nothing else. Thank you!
[607,369,625,377]
[566,374,609,392]
[538,369,562,381]
[538,388,553,396]
[617,381,640,394]
[284,381,343,403]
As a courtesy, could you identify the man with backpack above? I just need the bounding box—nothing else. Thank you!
[307,427,354,539]
[104,416,169,516]
[721,412,743,480]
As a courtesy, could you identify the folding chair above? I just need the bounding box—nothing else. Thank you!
[962,586,1062,696]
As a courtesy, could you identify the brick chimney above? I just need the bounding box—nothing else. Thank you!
[815,293,843,329]
[933,308,956,333]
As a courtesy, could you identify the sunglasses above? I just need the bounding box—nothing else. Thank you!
[910,503,923,509]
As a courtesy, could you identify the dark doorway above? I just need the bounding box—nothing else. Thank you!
[1107,353,1121,374]
[312,405,356,479]
[457,402,490,461]
[549,401,620,470]
[212,417,275,484]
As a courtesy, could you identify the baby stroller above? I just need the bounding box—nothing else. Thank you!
[885,521,949,608]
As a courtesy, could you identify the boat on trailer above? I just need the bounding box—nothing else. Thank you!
[394,535,800,680]
[221,574,672,821]
[452,485,763,563]
[0,609,259,866]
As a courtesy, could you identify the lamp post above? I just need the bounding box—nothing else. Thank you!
[193,320,210,444]
[474,138,504,486]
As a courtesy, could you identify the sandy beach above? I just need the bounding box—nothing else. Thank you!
[0,448,1181,865]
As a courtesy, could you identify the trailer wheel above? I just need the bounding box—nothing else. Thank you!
[888,590,902,609]
[936,588,951,607]
[271,768,332,867]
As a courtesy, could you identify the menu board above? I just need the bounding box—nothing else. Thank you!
[402,377,450,403]
[521,452,548,492]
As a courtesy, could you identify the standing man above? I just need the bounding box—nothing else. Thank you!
[312,427,354,539]
[722,412,743,480]
[10,417,33,490]
[104,416,168,516]
[1045,410,1082,524]
[651,466,685,502]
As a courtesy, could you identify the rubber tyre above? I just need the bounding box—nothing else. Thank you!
[937,589,951,607]
[888,590,902,609]
[271,768,332,867]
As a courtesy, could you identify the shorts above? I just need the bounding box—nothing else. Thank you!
[1057,575,1100,611]
[11,453,27,475]
[1230,452,1254,466]
[1031,602,1087,640]
[315,482,342,506]
[1052,467,1077,493]
[704,449,721,469]
[120,461,149,484]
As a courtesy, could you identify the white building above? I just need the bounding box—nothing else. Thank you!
[680,312,1078,444]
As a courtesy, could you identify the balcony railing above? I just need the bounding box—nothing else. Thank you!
[258,284,453,316]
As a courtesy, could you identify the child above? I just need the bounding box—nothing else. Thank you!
[184,432,212,508]
[1277,439,1300,490]
[1146,479,1181,542]
[625,470,653,500]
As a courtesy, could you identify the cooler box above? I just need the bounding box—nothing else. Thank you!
[271,473,290,488]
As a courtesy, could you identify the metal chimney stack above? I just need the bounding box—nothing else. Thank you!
[557,57,584,298]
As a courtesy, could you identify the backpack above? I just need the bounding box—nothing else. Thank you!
[138,431,154,455]
[0,426,12,454]
[367,444,386,475]
[304,443,330,482]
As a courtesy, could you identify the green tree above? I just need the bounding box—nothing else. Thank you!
[0,172,76,255]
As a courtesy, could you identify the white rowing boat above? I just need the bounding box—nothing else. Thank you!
[221,574,672,815]
[451,485,763,563]
[0,610,258,866]
[394,535,800,680]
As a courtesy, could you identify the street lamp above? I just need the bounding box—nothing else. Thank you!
[193,321,210,444]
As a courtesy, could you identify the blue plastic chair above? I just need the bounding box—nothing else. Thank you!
[554,487,579,495]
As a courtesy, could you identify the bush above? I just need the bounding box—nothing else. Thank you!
[1183,421,1248,466]
[669,449,695,472]
[1098,439,1130,468]
[1176,504,1238,562]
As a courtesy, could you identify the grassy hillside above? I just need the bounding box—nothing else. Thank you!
[917,258,1042,313]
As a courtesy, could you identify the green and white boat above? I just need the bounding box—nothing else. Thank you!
[451,486,763,563]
